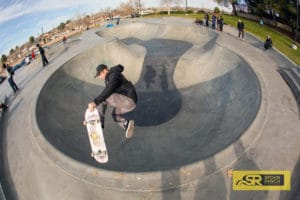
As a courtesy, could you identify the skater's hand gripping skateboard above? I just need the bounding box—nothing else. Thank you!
[84,107,108,163]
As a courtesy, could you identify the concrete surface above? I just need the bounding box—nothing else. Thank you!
[0,17,299,200]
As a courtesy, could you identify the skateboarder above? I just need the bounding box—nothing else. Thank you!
[88,64,137,138]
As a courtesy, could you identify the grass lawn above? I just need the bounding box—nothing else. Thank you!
[145,13,300,65]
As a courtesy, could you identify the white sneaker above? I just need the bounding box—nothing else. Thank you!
[125,120,135,139]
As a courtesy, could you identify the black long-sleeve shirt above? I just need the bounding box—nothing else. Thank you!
[94,65,137,105]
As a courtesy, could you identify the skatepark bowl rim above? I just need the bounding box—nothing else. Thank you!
[33,21,262,190]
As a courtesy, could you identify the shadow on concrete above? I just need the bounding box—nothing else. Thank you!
[0,102,20,200]
[279,156,300,200]
[35,38,261,172]
[194,157,227,200]
[161,170,182,200]
[122,38,192,126]
[229,140,268,200]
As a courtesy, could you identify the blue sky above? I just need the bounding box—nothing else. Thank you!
[0,0,224,56]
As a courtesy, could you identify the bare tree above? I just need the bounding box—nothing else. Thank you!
[161,0,172,15]
[129,0,143,15]
[118,2,134,16]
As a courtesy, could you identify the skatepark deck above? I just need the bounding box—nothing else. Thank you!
[0,18,299,200]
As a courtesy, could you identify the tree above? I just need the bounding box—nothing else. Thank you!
[229,0,238,16]
[215,0,223,4]
[57,22,66,32]
[118,2,134,16]
[131,0,142,14]
[161,0,173,15]
[215,0,237,15]
[1,54,7,64]
[214,7,221,14]
[29,36,35,44]
[248,0,298,36]
[9,49,14,55]
[280,0,298,38]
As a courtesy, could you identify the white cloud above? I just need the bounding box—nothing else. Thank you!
[0,0,129,24]
[0,1,27,23]
[37,15,71,33]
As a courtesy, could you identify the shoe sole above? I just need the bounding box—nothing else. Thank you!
[125,120,134,139]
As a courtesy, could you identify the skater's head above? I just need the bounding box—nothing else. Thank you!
[94,64,108,80]
[36,44,40,47]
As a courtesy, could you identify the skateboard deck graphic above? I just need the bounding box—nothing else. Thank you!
[84,108,108,163]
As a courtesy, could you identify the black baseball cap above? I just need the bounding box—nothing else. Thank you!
[94,64,107,78]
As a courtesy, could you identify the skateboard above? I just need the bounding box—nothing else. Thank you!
[84,108,108,163]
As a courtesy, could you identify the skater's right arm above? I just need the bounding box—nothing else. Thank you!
[88,102,96,111]
[93,74,122,105]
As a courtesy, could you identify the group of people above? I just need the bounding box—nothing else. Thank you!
[204,13,224,31]
[1,43,49,95]
[237,18,272,51]
[200,14,272,51]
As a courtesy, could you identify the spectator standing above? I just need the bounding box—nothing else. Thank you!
[237,19,245,40]
[212,14,217,30]
[219,16,224,31]
[2,63,19,93]
[37,44,49,67]
[31,50,35,60]
[264,35,273,51]
[259,18,264,27]
[205,14,209,27]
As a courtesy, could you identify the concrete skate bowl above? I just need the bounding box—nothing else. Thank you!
[47,39,81,60]
[36,22,261,177]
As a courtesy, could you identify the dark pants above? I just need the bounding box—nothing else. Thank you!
[41,55,49,66]
[238,29,244,39]
[220,25,223,31]
[264,43,272,51]
[98,93,136,129]
[8,76,19,93]
[0,103,8,112]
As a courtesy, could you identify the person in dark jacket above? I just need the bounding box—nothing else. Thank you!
[205,14,209,27]
[237,19,245,40]
[219,16,224,31]
[0,102,8,112]
[37,44,49,67]
[89,64,137,138]
[2,63,19,93]
[264,35,273,51]
[212,14,216,30]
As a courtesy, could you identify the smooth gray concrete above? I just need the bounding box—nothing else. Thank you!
[36,34,260,172]
[0,18,299,199]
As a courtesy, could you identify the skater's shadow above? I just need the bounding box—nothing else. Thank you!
[122,38,193,126]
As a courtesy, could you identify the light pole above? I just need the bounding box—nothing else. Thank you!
[292,0,299,49]
[185,0,187,15]
[296,0,299,43]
